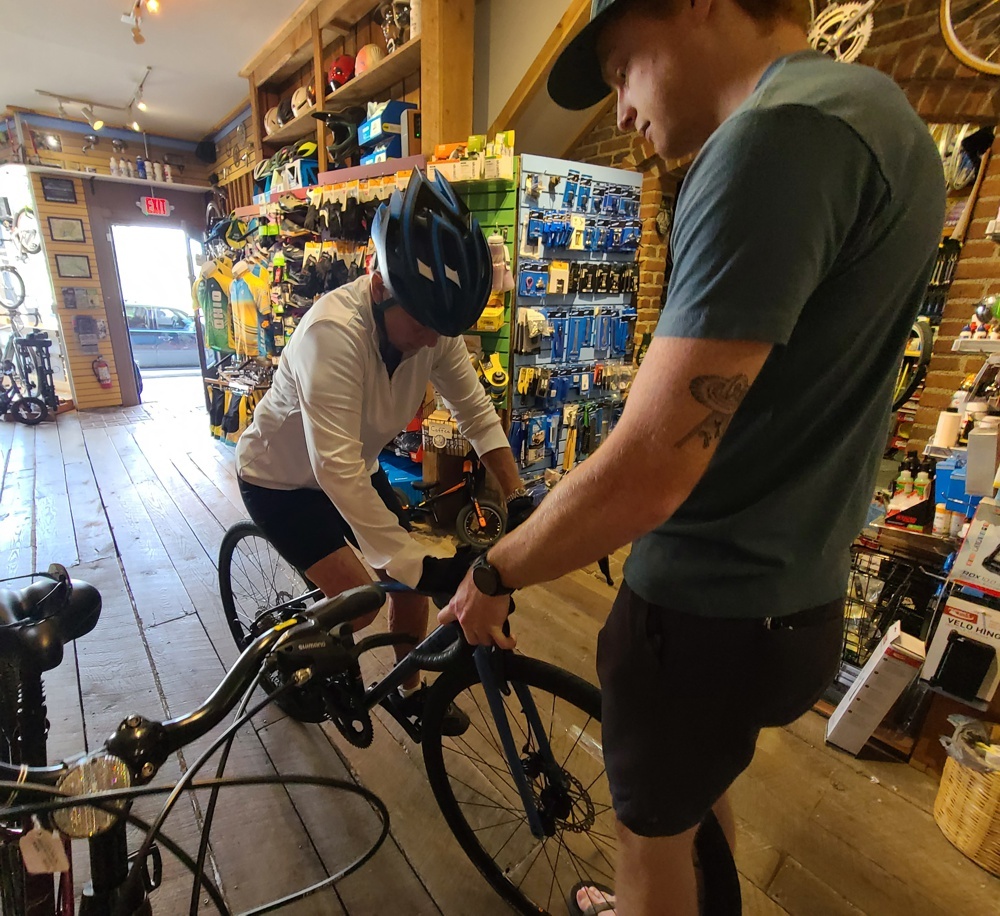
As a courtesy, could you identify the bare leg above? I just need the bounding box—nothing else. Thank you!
[386,590,428,689]
[305,548,429,690]
[712,792,736,853]
[575,818,700,916]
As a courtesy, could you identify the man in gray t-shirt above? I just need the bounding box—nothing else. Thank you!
[443,0,945,913]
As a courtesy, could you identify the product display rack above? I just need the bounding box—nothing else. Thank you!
[509,153,643,479]
[454,172,518,412]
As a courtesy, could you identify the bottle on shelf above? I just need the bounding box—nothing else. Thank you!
[163,163,173,183]
[136,156,147,179]
[896,469,914,496]
[109,156,119,176]
[153,161,163,183]
[914,470,931,500]
[933,503,951,536]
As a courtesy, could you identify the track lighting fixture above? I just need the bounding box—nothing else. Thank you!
[82,106,105,131]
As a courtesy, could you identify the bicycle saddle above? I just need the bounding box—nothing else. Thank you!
[0,565,102,671]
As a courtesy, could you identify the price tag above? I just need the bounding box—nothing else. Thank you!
[20,823,70,874]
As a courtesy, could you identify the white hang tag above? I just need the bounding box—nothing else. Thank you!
[20,821,70,874]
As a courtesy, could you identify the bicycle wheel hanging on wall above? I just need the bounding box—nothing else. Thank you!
[940,0,1000,76]
[0,267,25,310]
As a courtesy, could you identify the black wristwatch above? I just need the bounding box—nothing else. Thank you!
[472,554,515,597]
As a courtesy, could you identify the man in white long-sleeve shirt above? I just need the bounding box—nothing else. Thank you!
[236,170,526,732]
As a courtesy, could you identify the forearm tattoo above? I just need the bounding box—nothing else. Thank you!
[675,374,750,449]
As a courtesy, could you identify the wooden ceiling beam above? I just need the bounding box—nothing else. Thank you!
[488,0,591,137]
[239,0,374,85]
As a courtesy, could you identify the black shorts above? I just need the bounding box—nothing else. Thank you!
[237,468,409,572]
[597,582,843,837]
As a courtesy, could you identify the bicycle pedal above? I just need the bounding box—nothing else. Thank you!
[378,689,424,743]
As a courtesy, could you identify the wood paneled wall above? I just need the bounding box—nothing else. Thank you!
[29,172,123,409]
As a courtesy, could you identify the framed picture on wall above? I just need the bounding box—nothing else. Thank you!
[55,254,91,278]
[61,287,101,310]
[48,216,85,243]
[40,176,76,204]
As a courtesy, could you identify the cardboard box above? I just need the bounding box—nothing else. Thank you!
[826,621,925,755]
[950,498,1000,596]
[922,595,1000,702]
[358,100,417,148]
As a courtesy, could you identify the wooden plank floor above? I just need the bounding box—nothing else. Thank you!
[1,370,998,915]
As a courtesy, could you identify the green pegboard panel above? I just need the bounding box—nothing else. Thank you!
[454,163,520,410]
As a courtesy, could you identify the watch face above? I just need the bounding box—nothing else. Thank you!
[473,562,497,597]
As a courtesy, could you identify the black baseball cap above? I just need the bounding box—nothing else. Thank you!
[547,0,626,111]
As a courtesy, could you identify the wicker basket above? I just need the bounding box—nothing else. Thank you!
[934,755,1000,876]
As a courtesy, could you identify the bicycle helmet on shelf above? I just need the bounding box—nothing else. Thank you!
[263,106,280,136]
[276,98,295,126]
[312,106,366,167]
[291,86,314,117]
[355,43,386,75]
[329,54,356,90]
[370,169,491,337]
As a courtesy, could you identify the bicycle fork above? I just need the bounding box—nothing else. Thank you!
[472,648,560,841]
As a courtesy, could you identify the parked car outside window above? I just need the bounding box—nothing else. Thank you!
[127,305,201,369]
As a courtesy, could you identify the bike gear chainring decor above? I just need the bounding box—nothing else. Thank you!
[808,2,874,63]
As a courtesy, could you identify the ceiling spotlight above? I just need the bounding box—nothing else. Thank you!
[146,0,159,12]
[137,97,148,112]
[82,105,104,131]
[57,100,67,117]
[132,25,145,44]
[131,119,142,133]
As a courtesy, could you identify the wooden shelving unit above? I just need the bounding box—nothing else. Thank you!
[324,36,421,108]
[241,0,472,181]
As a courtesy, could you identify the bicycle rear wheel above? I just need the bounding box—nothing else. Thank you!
[422,654,614,914]
[218,520,313,651]
[940,0,1000,76]
[0,268,25,310]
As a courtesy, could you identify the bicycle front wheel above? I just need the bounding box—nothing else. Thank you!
[940,0,1000,76]
[218,521,312,651]
[0,268,25,310]
[422,654,614,915]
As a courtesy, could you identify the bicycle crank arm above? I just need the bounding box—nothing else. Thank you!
[473,647,547,840]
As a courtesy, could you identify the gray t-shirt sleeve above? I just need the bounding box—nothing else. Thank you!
[657,105,883,345]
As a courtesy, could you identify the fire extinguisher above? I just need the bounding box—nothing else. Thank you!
[92,356,113,390]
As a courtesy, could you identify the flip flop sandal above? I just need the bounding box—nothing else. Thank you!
[567,881,616,916]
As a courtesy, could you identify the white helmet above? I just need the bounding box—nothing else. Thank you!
[291,86,314,117]
[264,106,280,136]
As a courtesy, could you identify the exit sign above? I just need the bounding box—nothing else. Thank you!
[139,196,170,216]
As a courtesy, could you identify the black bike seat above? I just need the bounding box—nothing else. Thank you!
[0,577,102,670]
[411,481,437,492]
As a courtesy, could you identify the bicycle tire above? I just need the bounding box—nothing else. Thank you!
[892,319,933,411]
[455,500,505,549]
[218,521,312,651]
[422,654,741,915]
[422,654,613,914]
[11,398,46,426]
[11,210,40,257]
[0,268,25,310]
[218,522,328,722]
[940,0,1000,76]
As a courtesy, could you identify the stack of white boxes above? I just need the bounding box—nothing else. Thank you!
[826,621,925,756]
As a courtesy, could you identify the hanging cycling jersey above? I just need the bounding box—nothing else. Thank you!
[193,258,235,353]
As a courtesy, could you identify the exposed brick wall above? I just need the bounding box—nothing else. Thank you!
[861,0,1000,122]
[911,134,1000,448]
[568,106,678,339]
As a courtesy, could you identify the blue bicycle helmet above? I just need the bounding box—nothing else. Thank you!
[370,169,491,337]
